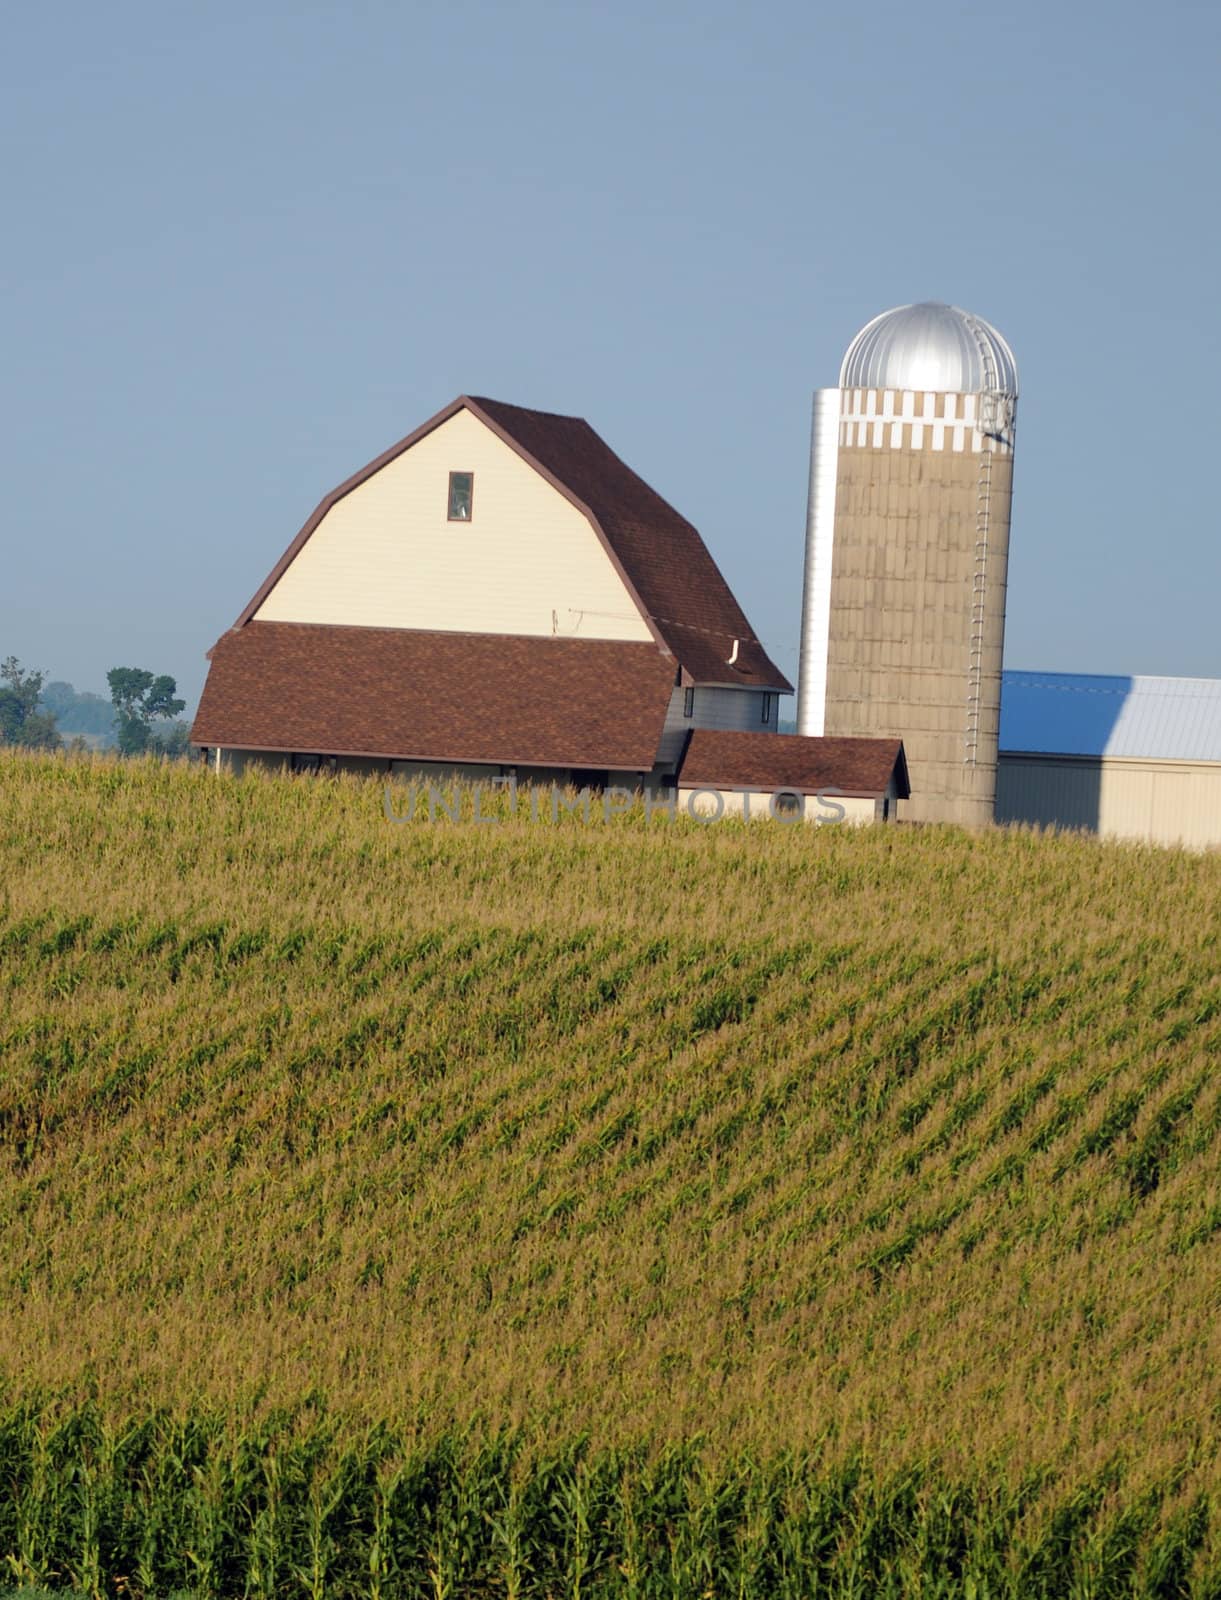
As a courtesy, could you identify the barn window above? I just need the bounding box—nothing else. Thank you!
[292,753,322,773]
[761,693,772,725]
[448,471,474,521]
[683,687,695,718]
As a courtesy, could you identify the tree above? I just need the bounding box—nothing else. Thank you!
[153,719,193,758]
[0,657,61,750]
[40,680,118,742]
[107,667,186,756]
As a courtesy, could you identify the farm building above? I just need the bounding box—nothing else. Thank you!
[793,300,1220,846]
[678,730,908,823]
[192,395,909,818]
[796,301,1019,830]
[997,671,1221,848]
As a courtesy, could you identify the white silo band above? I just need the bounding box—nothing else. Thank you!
[796,387,841,737]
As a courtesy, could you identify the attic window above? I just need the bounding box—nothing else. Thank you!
[448,471,473,521]
[761,693,772,725]
[683,687,695,718]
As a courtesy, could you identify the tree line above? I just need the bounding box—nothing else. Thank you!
[0,657,191,757]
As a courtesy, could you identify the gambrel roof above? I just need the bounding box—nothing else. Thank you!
[234,395,790,692]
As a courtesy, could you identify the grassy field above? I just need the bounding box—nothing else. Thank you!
[0,750,1218,1596]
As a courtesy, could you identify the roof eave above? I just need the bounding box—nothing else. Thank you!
[677,777,889,799]
[186,737,663,770]
[688,675,793,693]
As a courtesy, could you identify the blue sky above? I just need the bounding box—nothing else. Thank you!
[4,0,1218,712]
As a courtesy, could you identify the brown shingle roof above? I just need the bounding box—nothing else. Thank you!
[234,396,791,692]
[469,398,790,689]
[192,622,676,770]
[676,730,911,798]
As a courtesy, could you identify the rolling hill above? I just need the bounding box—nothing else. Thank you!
[0,751,1217,1597]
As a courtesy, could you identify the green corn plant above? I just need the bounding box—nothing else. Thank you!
[663,1459,742,1600]
[6,1419,61,1593]
[424,1450,488,1600]
[608,1468,649,1600]
[366,1455,405,1600]
[728,1465,779,1600]
[484,1470,533,1600]
[550,1458,596,1600]
[1134,1493,1210,1599]
[768,1465,846,1600]
[290,1455,348,1600]
[66,1451,102,1600]
[181,1437,242,1598]
[243,1448,284,1600]
[132,1447,173,1597]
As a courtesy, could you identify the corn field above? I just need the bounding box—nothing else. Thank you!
[0,750,1218,1596]
[0,1410,1216,1599]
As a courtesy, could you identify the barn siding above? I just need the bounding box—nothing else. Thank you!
[255,409,653,643]
[655,686,777,766]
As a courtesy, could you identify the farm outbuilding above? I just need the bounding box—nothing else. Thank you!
[193,395,905,820]
[997,671,1221,849]
[677,729,908,823]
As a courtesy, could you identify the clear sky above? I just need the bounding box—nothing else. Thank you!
[4,0,1219,713]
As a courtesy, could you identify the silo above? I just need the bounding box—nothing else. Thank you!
[797,302,1019,826]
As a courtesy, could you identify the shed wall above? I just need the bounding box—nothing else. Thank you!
[678,787,881,824]
[997,754,1221,849]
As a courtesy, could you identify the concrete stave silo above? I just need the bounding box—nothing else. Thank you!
[797,302,1019,827]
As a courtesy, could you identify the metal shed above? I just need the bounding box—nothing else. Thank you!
[996,672,1221,848]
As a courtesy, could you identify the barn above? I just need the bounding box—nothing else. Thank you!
[996,671,1221,849]
[192,395,909,820]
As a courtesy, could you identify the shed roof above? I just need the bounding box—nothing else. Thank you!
[676,729,910,798]
[1000,671,1221,763]
[234,396,790,692]
[192,622,676,770]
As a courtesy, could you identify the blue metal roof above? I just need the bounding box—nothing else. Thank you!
[1000,671,1221,762]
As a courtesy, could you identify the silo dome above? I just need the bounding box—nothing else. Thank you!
[840,302,1018,395]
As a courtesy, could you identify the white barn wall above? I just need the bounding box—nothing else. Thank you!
[255,409,653,642]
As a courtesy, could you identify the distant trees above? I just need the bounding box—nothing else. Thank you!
[0,657,61,749]
[40,680,117,742]
[1,657,193,759]
[106,668,187,756]
[153,719,193,758]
